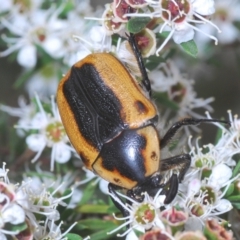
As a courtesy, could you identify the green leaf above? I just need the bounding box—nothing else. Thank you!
[156,31,170,39]
[153,92,179,111]
[77,204,112,214]
[59,2,75,18]
[164,48,177,60]
[13,68,35,88]
[57,188,73,215]
[224,183,234,197]
[227,195,240,201]
[35,44,56,66]
[62,188,73,205]
[145,55,165,70]
[6,222,28,232]
[66,233,83,240]
[134,229,143,238]
[76,219,117,231]
[233,160,240,177]
[127,17,151,33]
[204,226,218,240]
[232,202,240,209]
[89,227,121,240]
[214,127,224,144]
[180,40,198,58]
[79,181,99,205]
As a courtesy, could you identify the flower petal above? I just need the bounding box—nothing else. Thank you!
[17,44,37,68]
[216,199,232,212]
[192,0,215,15]
[42,37,64,58]
[209,164,232,187]
[54,143,71,163]
[173,23,194,44]
[26,134,46,152]
[3,204,25,224]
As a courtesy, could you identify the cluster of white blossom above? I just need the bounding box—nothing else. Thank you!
[101,0,240,54]
[0,162,77,239]
[0,0,97,67]
[1,94,76,171]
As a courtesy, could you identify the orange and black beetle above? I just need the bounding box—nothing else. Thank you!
[57,33,229,214]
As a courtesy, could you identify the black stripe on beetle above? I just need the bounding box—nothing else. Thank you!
[95,128,147,183]
[62,63,125,150]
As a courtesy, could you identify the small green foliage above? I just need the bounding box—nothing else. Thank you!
[226,194,240,201]
[232,202,240,209]
[153,92,179,111]
[76,219,117,231]
[224,183,234,197]
[14,68,35,88]
[156,31,170,39]
[66,233,83,240]
[5,222,28,232]
[127,17,151,33]
[180,40,198,58]
[233,160,240,177]
[77,204,113,214]
[79,181,99,205]
[145,55,165,70]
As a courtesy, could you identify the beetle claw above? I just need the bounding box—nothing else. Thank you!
[163,174,179,204]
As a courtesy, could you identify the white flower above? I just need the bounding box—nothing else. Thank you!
[188,136,235,173]
[126,0,220,54]
[17,178,73,223]
[75,168,109,195]
[149,61,213,135]
[69,24,113,66]
[0,163,9,183]
[17,44,37,68]
[57,12,93,67]
[15,94,75,171]
[0,6,66,68]
[0,96,36,137]
[208,164,233,187]
[0,203,25,238]
[33,219,77,240]
[206,110,240,160]
[176,128,240,226]
[0,0,12,13]
[181,167,238,224]
[196,0,240,45]
[107,190,168,237]
[1,204,25,225]
[25,66,59,98]
[0,167,27,238]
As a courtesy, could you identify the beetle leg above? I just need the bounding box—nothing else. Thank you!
[127,173,179,204]
[160,153,191,182]
[157,154,191,203]
[127,33,152,97]
[162,173,178,204]
[108,183,129,217]
[160,118,230,149]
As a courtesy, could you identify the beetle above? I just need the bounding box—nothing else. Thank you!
[57,33,229,215]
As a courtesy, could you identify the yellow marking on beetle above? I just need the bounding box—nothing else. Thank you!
[93,161,138,189]
[57,73,99,170]
[137,126,160,178]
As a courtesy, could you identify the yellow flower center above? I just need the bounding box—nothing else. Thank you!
[45,121,66,143]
